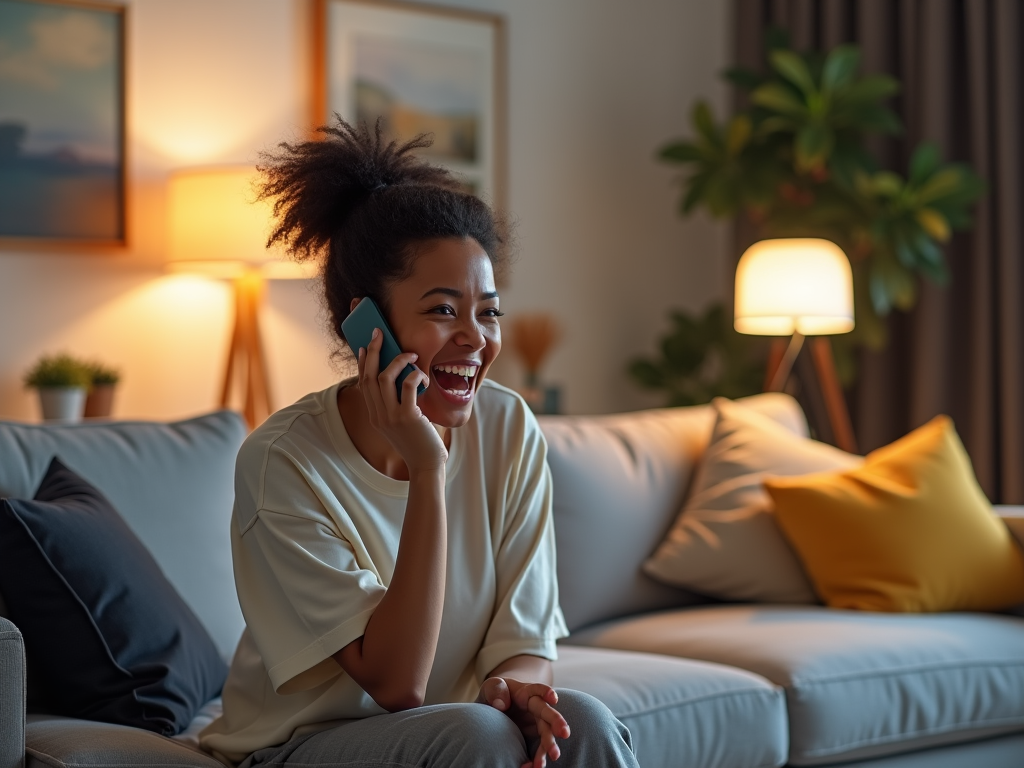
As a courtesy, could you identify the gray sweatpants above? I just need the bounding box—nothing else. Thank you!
[240,689,638,768]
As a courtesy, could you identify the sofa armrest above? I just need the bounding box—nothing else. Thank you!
[0,616,25,768]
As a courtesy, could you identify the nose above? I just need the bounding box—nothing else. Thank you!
[453,315,487,350]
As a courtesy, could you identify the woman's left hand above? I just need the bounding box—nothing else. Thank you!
[478,677,570,768]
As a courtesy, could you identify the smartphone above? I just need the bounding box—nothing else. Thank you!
[341,297,426,401]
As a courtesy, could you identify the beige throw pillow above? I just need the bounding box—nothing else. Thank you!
[643,397,862,603]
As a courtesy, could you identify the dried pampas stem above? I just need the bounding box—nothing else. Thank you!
[509,313,561,376]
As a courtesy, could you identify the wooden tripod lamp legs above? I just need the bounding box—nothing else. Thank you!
[765,335,858,454]
[221,271,273,429]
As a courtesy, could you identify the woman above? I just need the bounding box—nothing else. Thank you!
[200,120,639,768]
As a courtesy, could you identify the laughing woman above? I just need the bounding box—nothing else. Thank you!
[199,121,639,768]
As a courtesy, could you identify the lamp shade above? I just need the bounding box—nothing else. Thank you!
[167,166,311,279]
[734,238,854,336]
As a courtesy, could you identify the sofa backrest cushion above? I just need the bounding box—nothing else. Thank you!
[539,393,807,631]
[0,411,247,661]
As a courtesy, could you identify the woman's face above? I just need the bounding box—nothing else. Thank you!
[383,236,502,428]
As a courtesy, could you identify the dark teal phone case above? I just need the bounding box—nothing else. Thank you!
[341,298,426,401]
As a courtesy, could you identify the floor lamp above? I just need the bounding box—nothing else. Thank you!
[734,238,859,454]
[168,167,313,429]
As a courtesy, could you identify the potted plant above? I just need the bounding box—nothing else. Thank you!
[647,30,984,387]
[84,361,121,419]
[23,353,92,423]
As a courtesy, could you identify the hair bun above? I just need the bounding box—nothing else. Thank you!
[256,117,457,261]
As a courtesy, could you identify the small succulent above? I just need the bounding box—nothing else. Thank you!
[23,354,92,390]
[85,361,121,386]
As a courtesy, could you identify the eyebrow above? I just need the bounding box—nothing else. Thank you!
[420,287,499,301]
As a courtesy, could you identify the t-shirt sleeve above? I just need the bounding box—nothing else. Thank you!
[232,442,386,695]
[475,409,569,680]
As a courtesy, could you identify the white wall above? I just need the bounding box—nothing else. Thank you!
[0,0,731,421]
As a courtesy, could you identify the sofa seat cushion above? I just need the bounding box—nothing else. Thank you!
[553,645,787,768]
[26,715,224,768]
[570,605,1024,765]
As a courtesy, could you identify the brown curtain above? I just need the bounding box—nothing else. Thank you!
[734,0,1024,503]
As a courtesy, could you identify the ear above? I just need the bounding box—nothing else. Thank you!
[349,297,362,313]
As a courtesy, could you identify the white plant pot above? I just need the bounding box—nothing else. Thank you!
[38,387,87,423]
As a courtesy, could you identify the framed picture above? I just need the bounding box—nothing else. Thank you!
[0,0,126,247]
[313,0,505,207]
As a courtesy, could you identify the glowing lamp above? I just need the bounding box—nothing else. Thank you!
[167,167,314,428]
[734,238,854,336]
[734,238,858,452]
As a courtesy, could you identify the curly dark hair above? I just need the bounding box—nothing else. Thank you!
[256,118,511,348]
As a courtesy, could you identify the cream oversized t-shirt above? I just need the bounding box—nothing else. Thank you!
[200,379,568,763]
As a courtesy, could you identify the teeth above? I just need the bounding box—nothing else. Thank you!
[433,364,478,377]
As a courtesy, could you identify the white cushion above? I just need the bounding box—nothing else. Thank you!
[571,605,1024,765]
[643,397,861,603]
[553,645,787,768]
[0,412,247,661]
[539,393,807,630]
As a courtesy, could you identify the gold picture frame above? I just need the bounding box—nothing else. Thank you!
[0,0,127,249]
[312,0,506,208]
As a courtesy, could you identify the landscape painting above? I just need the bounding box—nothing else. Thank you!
[0,0,124,244]
[318,0,503,206]
[353,34,481,164]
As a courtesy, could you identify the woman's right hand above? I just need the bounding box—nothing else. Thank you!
[358,327,447,473]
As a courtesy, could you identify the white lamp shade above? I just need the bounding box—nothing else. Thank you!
[167,166,313,279]
[734,238,855,336]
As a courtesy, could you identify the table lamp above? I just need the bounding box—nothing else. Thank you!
[734,238,858,452]
[168,166,313,429]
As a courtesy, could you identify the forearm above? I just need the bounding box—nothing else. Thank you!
[487,654,553,687]
[335,468,447,710]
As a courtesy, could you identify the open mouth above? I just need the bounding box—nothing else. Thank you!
[431,363,478,400]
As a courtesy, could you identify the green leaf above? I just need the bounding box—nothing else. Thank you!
[909,143,941,185]
[627,359,666,389]
[853,104,903,134]
[726,115,752,156]
[691,101,719,146]
[770,50,817,95]
[723,67,762,91]
[871,171,904,197]
[756,115,798,137]
[682,173,711,214]
[916,207,951,241]
[870,259,916,314]
[917,168,965,203]
[659,142,705,163]
[795,123,833,170]
[822,45,861,90]
[751,83,807,116]
[835,74,900,105]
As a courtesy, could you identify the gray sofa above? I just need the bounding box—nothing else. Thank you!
[2,393,1023,768]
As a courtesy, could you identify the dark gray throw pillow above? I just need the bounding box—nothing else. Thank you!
[0,457,227,736]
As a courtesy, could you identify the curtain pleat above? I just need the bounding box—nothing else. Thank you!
[732,0,1024,502]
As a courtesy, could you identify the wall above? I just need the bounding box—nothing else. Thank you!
[0,0,731,421]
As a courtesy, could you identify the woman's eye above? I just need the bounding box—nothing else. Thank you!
[481,308,505,318]
[430,305,456,316]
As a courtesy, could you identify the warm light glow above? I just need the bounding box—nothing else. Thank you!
[734,238,855,336]
[167,166,308,280]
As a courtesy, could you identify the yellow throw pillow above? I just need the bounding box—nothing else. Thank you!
[766,416,1024,613]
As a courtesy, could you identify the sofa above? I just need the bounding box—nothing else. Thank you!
[1,392,1023,768]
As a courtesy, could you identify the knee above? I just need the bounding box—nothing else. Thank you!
[555,689,634,752]
[428,703,526,768]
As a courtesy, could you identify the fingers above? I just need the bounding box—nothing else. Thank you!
[480,677,512,712]
[535,718,560,767]
[399,363,428,412]
[527,692,570,741]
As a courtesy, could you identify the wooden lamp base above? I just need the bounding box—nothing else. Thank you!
[765,334,858,454]
[221,270,273,429]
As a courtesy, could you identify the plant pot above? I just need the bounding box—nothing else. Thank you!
[37,387,87,423]
[84,384,117,419]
